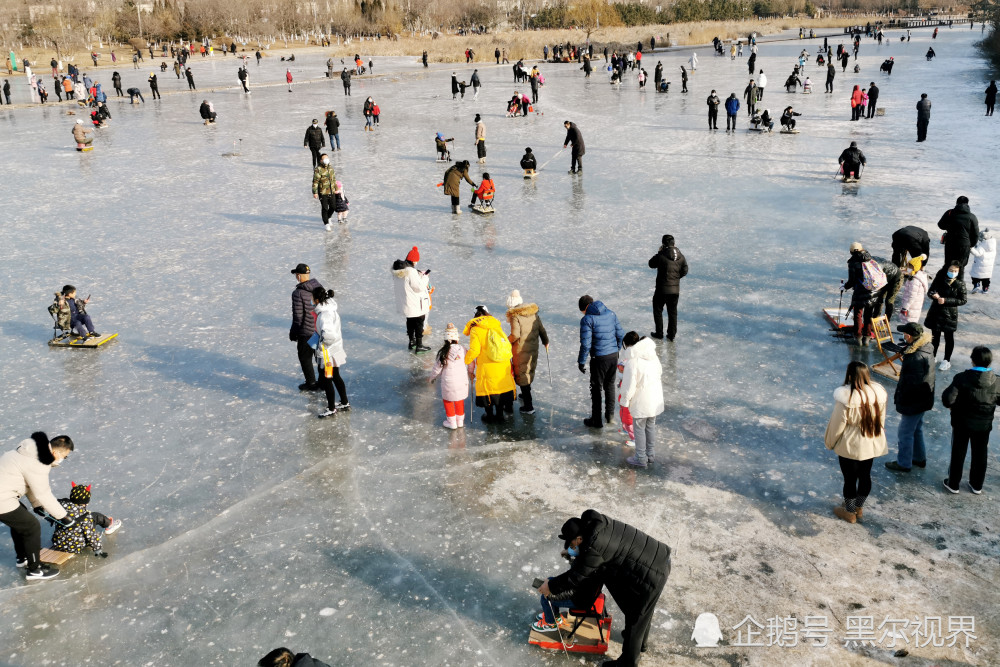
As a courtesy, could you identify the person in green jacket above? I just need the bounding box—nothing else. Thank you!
[311,155,337,230]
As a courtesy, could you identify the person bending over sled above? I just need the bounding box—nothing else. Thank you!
[470,173,495,209]
[435,133,454,161]
[49,285,100,338]
[51,482,122,557]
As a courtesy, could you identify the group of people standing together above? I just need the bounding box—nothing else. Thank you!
[827,195,997,525]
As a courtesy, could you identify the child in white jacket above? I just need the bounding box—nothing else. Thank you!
[310,287,349,418]
[970,229,996,294]
[621,334,665,469]
[898,255,929,325]
[616,333,638,447]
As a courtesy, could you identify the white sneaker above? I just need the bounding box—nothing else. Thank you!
[625,440,635,448]
[938,359,951,371]
[324,223,332,232]
[972,285,981,294]
[318,408,337,419]
[105,518,123,535]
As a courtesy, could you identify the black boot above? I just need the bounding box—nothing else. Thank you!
[413,336,430,353]
[408,335,415,350]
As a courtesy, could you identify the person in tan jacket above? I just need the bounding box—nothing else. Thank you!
[824,362,888,523]
[0,432,76,579]
[505,290,549,414]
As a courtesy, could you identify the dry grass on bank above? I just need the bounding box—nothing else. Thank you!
[11,16,869,71]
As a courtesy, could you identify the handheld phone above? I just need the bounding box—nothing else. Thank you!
[532,578,544,589]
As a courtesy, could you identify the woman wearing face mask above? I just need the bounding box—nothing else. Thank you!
[925,262,968,371]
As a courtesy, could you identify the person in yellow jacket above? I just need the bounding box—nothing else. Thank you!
[464,306,516,424]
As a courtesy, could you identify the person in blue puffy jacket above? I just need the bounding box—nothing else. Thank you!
[578,296,625,428]
[724,92,740,131]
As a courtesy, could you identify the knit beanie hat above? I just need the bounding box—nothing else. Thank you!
[506,290,523,308]
[69,482,91,505]
[406,246,420,263]
[474,114,482,122]
[907,254,927,274]
[444,323,459,341]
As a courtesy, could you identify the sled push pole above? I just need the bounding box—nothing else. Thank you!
[870,315,902,380]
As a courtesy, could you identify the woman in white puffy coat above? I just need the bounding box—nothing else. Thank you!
[969,228,996,294]
[312,287,349,418]
[898,255,929,324]
[620,335,664,468]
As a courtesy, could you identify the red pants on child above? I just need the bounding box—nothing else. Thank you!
[620,406,634,440]
[443,400,466,417]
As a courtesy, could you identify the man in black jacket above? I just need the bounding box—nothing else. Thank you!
[871,255,901,321]
[937,196,980,279]
[891,225,931,267]
[648,235,688,341]
[916,93,931,141]
[866,81,879,118]
[563,121,585,174]
[303,119,325,169]
[942,346,1000,494]
[341,68,351,95]
[838,141,866,181]
[886,323,935,472]
[289,264,324,391]
[541,510,670,667]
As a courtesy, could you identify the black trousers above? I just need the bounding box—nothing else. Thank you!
[838,456,873,499]
[520,383,533,410]
[708,108,718,128]
[826,77,834,92]
[0,504,41,568]
[150,85,160,99]
[477,141,486,158]
[653,291,679,340]
[570,151,582,172]
[931,328,955,361]
[987,103,995,116]
[867,101,877,118]
[309,146,322,168]
[319,365,348,408]
[318,194,335,225]
[590,353,618,422]
[406,315,425,342]
[726,112,737,130]
[297,336,319,385]
[917,120,928,141]
[614,560,669,666]
[947,425,990,491]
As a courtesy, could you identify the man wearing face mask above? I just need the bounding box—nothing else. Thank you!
[539,510,671,666]
[530,518,604,634]
[0,432,76,580]
[303,119,326,169]
[311,154,337,231]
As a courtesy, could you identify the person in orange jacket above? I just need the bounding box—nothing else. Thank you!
[470,173,495,208]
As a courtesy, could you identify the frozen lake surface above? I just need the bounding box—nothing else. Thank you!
[1,26,999,666]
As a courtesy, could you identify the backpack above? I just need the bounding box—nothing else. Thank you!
[484,327,512,363]
[861,259,887,292]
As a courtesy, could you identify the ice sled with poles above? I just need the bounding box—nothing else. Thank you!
[528,591,612,655]
[823,283,901,380]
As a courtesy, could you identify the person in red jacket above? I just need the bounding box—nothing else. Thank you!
[470,173,495,208]
[286,68,293,92]
[850,85,863,121]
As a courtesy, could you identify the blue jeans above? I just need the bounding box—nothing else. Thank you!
[896,412,926,468]
[541,595,574,624]
[329,132,340,149]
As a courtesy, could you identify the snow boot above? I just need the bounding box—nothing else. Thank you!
[442,416,457,429]
[413,337,430,353]
[408,335,415,350]
[456,413,465,428]
[833,504,857,523]
[452,204,461,215]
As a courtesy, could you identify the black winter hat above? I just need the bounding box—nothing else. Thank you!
[662,234,675,247]
[559,518,582,548]
[69,482,91,505]
[474,114,481,122]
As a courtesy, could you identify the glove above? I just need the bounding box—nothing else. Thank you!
[93,550,108,558]
[54,516,75,529]
[288,328,298,342]
[33,506,46,517]
[578,363,586,374]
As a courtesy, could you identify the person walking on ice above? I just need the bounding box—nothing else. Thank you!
[563,120,585,174]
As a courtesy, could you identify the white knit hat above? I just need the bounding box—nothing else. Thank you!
[444,323,460,341]
[506,289,523,308]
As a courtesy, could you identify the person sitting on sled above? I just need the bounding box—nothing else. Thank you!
[51,482,122,557]
[780,106,801,130]
[838,140,867,181]
[435,132,454,161]
[520,147,537,172]
[530,518,604,633]
[49,285,100,338]
[470,173,495,208]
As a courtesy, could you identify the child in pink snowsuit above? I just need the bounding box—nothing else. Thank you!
[429,323,470,429]
[616,333,638,445]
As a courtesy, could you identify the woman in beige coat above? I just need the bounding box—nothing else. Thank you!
[505,290,549,414]
[824,361,888,523]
